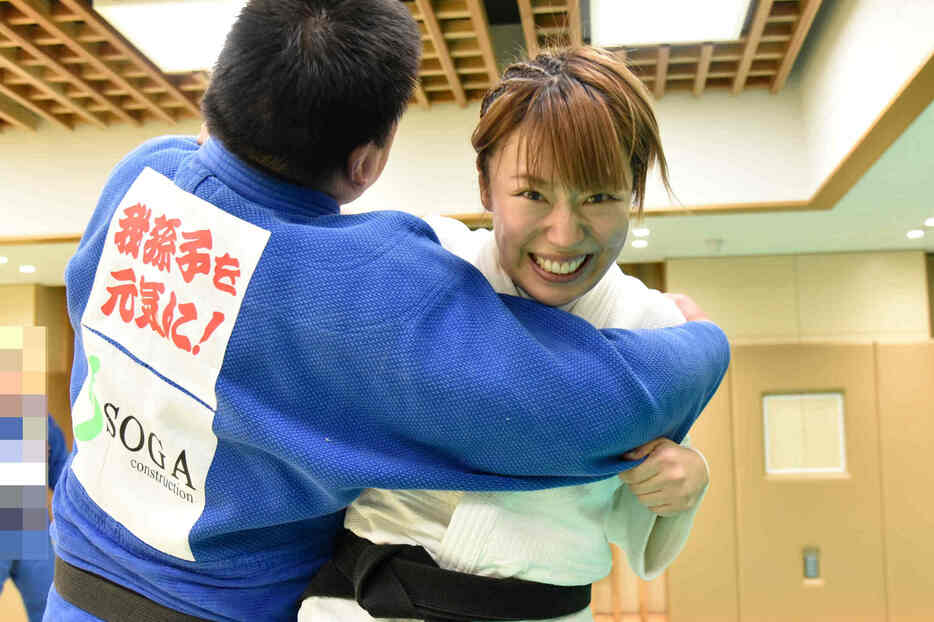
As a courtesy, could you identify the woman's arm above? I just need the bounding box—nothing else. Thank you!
[582,267,714,576]
[606,436,710,579]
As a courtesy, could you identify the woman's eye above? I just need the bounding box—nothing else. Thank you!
[584,193,617,204]
[520,190,544,201]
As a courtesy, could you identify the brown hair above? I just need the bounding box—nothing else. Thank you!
[472,46,671,217]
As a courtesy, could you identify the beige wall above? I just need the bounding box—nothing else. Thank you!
[667,371,740,622]
[0,87,814,238]
[669,342,934,622]
[663,252,932,621]
[876,344,934,621]
[799,0,934,186]
[927,253,933,337]
[667,251,931,343]
[0,285,36,326]
[599,250,933,621]
[34,286,74,449]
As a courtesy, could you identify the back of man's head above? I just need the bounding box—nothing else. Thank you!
[202,0,420,187]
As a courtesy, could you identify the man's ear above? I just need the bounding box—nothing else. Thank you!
[347,143,379,190]
[346,122,398,193]
[326,139,391,205]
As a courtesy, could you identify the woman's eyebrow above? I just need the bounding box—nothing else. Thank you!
[511,174,552,186]
[511,174,630,197]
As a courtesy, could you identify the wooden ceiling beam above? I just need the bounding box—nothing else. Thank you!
[423,38,483,59]
[0,19,134,124]
[410,0,471,20]
[8,0,172,123]
[567,0,582,48]
[623,41,786,65]
[0,91,39,129]
[772,0,823,93]
[414,0,466,106]
[534,12,569,39]
[0,80,69,129]
[733,0,774,94]
[654,45,669,99]
[58,0,200,117]
[767,1,801,22]
[464,0,499,85]
[434,18,476,41]
[760,21,792,42]
[72,23,107,43]
[694,43,713,97]
[517,0,539,58]
[531,2,568,15]
[413,82,430,109]
[0,44,105,127]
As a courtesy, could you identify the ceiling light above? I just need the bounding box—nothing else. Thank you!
[925,217,934,227]
[906,229,925,239]
[590,0,751,47]
[632,227,650,237]
[0,256,7,265]
[19,265,36,274]
[96,1,247,73]
[632,239,649,248]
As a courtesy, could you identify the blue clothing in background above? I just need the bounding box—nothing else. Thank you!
[48,136,730,621]
[0,416,67,622]
[47,415,66,490]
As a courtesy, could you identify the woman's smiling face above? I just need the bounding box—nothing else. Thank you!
[484,131,633,307]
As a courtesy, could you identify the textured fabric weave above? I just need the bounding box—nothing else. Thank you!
[50,136,730,621]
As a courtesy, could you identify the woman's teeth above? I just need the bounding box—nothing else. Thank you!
[533,254,587,275]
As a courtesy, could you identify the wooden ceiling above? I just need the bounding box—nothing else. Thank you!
[617,0,822,99]
[0,0,822,132]
[0,0,205,131]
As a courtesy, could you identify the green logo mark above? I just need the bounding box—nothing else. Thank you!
[75,355,104,442]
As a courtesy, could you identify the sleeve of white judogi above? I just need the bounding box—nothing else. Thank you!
[583,268,710,580]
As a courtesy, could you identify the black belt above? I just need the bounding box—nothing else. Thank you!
[54,555,211,622]
[304,529,591,621]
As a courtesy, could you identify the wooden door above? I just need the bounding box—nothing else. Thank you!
[730,344,887,622]
[876,342,934,621]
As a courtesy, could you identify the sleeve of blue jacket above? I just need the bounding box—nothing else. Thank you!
[261,221,732,489]
[344,273,730,485]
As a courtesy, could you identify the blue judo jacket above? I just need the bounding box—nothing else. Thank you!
[50,136,730,621]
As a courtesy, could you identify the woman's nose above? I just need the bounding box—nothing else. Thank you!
[545,203,585,248]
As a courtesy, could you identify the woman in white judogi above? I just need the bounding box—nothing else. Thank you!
[301,46,713,622]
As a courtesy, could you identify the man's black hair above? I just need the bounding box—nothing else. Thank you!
[202,0,420,186]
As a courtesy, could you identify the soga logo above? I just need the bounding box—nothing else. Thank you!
[77,355,196,493]
[75,355,104,442]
